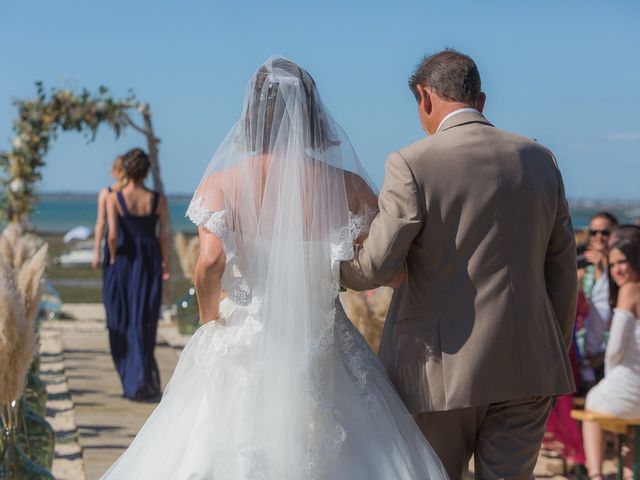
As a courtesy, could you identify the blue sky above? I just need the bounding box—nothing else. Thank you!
[1,0,639,199]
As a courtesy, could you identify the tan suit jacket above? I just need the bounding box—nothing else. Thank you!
[341,111,577,413]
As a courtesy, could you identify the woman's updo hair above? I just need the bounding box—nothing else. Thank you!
[122,148,150,183]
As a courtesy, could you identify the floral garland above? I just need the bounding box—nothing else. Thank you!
[0,82,141,222]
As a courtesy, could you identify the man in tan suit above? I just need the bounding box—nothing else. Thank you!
[341,50,577,479]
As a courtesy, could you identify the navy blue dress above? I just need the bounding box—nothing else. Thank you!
[104,190,162,400]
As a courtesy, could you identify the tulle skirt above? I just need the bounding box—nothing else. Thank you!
[101,299,447,479]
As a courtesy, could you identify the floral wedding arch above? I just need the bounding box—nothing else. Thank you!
[0,82,164,223]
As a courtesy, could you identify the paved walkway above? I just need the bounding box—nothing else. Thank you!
[54,304,179,480]
[41,326,85,480]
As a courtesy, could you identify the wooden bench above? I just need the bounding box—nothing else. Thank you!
[571,409,640,479]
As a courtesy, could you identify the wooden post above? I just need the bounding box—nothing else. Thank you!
[137,104,174,310]
[139,104,164,195]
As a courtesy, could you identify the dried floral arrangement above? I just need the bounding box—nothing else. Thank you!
[0,223,48,423]
[174,232,200,281]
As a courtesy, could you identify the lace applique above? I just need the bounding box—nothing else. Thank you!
[330,223,354,263]
[204,211,236,256]
[186,197,252,306]
[186,197,237,255]
[330,209,378,264]
[192,309,263,373]
[334,301,377,406]
[308,423,347,478]
[185,195,210,225]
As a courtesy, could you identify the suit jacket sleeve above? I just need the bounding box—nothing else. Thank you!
[340,152,423,290]
[545,155,577,350]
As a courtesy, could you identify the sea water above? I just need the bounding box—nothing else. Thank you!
[22,195,640,235]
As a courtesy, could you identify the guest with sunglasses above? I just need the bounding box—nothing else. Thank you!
[579,211,618,388]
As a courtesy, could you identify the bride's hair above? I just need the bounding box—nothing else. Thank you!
[244,58,339,154]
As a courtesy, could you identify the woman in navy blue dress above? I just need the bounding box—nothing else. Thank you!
[92,156,126,270]
[93,157,126,335]
[105,148,169,400]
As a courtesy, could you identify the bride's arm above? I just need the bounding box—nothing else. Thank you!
[194,227,226,324]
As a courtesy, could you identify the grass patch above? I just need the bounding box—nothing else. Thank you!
[43,234,194,304]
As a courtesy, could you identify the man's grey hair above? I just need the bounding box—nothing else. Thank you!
[409,49,482,105]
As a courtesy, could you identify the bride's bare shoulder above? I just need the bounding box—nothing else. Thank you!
[343,171,377,207]
[199,156,262,188]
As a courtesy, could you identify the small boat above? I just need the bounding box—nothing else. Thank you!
[57,239,95,267]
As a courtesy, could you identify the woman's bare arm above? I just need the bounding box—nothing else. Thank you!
[92,188,109,268]
[106,193,118,264]
[194,227,226,324]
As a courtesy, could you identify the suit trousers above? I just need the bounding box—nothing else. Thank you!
[414,396,553,480]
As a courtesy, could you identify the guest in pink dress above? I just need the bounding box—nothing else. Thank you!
[544,290,588,466]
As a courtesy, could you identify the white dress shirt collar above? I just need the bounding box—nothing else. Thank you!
[436,108,479,133]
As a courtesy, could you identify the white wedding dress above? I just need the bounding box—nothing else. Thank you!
[101,56,447,480]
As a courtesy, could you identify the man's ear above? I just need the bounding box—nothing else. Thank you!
[417,84,432,115]
[476,92,486,113]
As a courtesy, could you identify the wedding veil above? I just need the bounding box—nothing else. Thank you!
[186,56,378,477]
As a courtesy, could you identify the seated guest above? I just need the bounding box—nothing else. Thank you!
[544,230,590,467]
[582,235,640,478]
[580,212,618,384]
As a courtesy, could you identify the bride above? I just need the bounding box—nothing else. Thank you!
[101,56,447,479]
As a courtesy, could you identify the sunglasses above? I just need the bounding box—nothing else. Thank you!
[589,229,611,237]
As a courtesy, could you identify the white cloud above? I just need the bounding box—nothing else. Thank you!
[606,132,640,142]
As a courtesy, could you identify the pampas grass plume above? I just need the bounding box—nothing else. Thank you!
[174,232,199,281]
[12,234,37,271]
[2,222,23,248]
[18,244,48,324]
[0,223,43,405]
[0,234,13,266]
[0,257,36,404]
[0,222,38,271]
